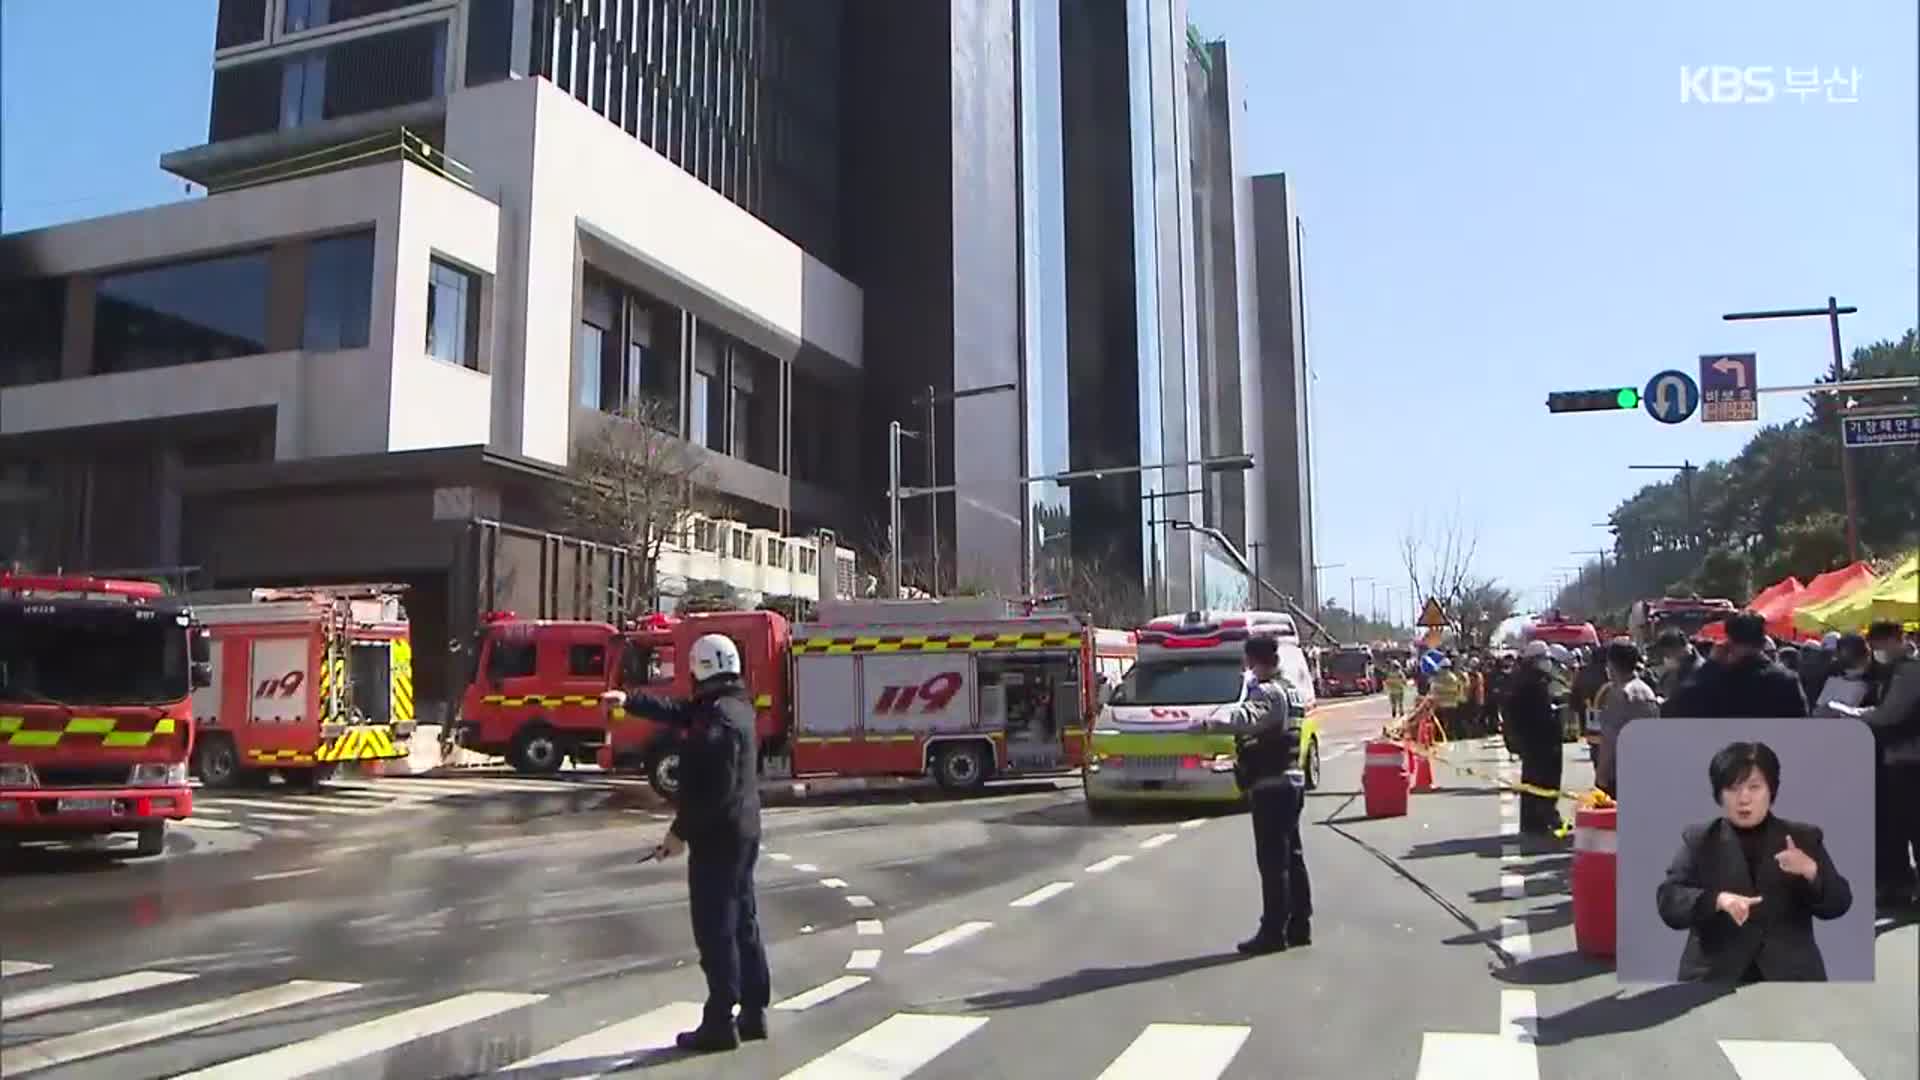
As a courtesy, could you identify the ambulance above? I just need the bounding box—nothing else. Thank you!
[1084,610,1321,812]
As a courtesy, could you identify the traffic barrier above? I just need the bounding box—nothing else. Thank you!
[1362,738,1412,818]
[1409,707,1439,792]
[1571,804,1618,958]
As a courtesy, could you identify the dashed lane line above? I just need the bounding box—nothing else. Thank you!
[845,895,876,909]
[1138,833,1176,850]
[1085,854,1132,874]
[771,975,870,1012]
[904,922,993,956]
[855,919,884,936]
[845,949,882,971]
[1008,882,1074,908]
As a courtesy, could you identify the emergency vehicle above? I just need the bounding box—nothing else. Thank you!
[1630,596,1738,648]
[1083,611,1322,813]
[1521,610,1601,649]
[598,598,1104,797]
[182,586,415,789]
[1321,645,1379,696]
[451,611,678,775]
[0,573,206,857]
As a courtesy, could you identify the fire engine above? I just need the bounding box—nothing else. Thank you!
[591,598,1113,797]
[181,586,415,789]
[1630,596,1738,648]
[0,573,206,857]
[1521,610,1602,649]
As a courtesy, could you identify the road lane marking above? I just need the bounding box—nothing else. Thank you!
[1085,854,1132,873]
[856,919,884,935]
[228,810,309,823]
[769,852,792,861]
[1718,1040,1867,1080]
[794,863,821,872]
[253,868,322,882]
[180,817,242,830]
[819,878,849,889]
[3,970,196,1019]
[772,975,870,1011]
[499,1001,702,1076]
[1139,833,1176,850]
[1500,990,1537,1044]
[1,979,358,1076]
[1009,882,1074,908]
[1500,873,1524,900]
[846,949,882,971]
[0,961,50,977]
[904,921,992,955]
[781,1014,988,1080]
[1500,917,1532,960]
[188,804,235,817]
[845,895,875,908]
[171,990,545,1078]
[1413,1033,1540,1080]
[1179,818,1209,829]
[1498,818,1519,836]
[1094,1022,1251,1080]
[257,798,388,816]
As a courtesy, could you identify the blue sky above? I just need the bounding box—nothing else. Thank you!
[3,1,1915,618]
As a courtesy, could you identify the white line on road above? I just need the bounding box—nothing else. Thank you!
[1498,818,1519,837]
[230,810,310,823]
[1718,1040,1868,1080]
[1413,1032,1540,1080]
[325,843,378,857]
[845,895,875,908]
[1139,833,1177,850]
[1500,990,1538,1044]
[856,919,884,936]
[819,878,849,889]
[1500,873,1524,900]
[187,804,235,816]
[768,852,792,861]
[1009,882,1075,908]
[172,990,545,1079]
[772,975,870,1011]
[499,1001,702,1077]
[780,1014,988,1080]
[846,949,882,971]
[1094,1023,1251,1080]
[1085,854,1132,873]
[0,960,50,977]
[1,979,358,1077]
[1179,818,1209,830]
[904,921,992,955]
[252,868,321,882]
[3,970,196,1019]
[179,817,242,830]
[1500,917,1533,960]
[794,863,820,872]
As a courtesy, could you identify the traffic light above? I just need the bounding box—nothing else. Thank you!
[1546,387,1640,414]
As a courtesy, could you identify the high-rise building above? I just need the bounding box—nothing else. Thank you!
[1250,171,1319,612]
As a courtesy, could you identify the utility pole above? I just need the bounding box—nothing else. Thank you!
[1630,462,1698,551]
[912,382,1018,597]
[1350,575,1372,640]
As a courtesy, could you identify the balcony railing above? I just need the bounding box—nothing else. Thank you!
[201,127,472,195]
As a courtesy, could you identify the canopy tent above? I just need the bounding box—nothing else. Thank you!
[1793,562,1885,634]
[1867,554,1919,628]
[1699,576,1806,642]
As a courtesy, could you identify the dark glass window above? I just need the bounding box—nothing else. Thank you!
[281,53,327,130]
[425,258,479,368]
[210,59,284,141]
[215,0,268,48]
[465,0,516,85]
[94,251,271,374]
[0,278,67,388]
[303,231,375,351]
[285,0,426,34]
[485,640,537,680]
[323,22,447,122]
[567,643,607,677]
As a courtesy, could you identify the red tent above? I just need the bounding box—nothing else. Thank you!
[1699,576,1808,642]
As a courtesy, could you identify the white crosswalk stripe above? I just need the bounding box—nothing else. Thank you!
[499,1001,703,1077]
[172,990,545,1078]
[781,1013,989,1080]
[1,960,52,977]
[1095,1023,1250,1080]
[3,970,196,1019]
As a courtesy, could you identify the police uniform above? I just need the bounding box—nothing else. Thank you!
[630,661,770,1051]
[1235,669,1313,953]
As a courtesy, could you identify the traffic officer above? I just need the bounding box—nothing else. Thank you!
[1233,635,1313,955]
[630,633,771,1052]
[1385,662,1409,719]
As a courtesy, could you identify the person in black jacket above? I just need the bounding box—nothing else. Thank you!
[1505,642,1564,835]
[1233,635,1312,955]
[629,632,770,1052]
[1655,741,1853,982]
[1662,612,1808,719]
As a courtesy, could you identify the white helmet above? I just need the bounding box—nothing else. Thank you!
[1547,644,1573,664]
[689,633,742,682]
[1522,640,1551,660]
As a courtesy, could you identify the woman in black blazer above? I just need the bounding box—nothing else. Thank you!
[1655,741,1853,982]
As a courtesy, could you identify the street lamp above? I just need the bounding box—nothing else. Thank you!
[1349,576,1373,640]
[912,382,1019,595]
[1313,562,1344,613]
[887,421,924,598]
[1142,487,1204,614]
[1574,549,1609,607]
[1167,520,1337,643]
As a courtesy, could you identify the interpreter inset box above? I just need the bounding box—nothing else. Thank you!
[1615,718,1875,983]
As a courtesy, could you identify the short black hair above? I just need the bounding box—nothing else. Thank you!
[1605,641,1641,672]
[1868,620,1904,642]
[1724,611,1769,647]
[1655,628,1691,653]
[1835,632,1869,662]
[1244,637,1279,665]
[1709,741,1780,800]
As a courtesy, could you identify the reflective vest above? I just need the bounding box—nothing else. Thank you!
[1431,672,1464,707]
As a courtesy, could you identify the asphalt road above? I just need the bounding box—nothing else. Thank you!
[1,693,1912,1079]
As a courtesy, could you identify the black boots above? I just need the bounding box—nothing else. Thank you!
[737,1011,769,1041]
[675,1011,767,1053]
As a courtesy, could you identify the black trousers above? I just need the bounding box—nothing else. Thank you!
[1249,776,1312,940]
[687,835,772,1027]
[1875,760,1920,891]
[1519,734,1564,833]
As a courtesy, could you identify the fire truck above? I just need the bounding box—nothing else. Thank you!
[592,598,1105,797]
[1630,596,1738,648]
[1520,610,1602,649]
[181,586,415,789]
[0,573,206,857]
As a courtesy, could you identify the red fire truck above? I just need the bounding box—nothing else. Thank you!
[451,611,680,775]
[0,573,206,857]
[182,586,415,789]
[594,599,1104,798]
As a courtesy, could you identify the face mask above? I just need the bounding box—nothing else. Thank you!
[1873,649,1895,665]
[1662,657,1681,673]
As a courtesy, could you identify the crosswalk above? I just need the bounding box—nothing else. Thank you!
[0,958,1885,1079]
[179,773,641,836]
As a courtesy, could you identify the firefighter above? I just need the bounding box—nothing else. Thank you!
[1385,661,1409,719]
[633,633,771,1052]
[1429,658,1465,739]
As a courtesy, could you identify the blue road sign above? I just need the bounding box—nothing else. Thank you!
[1643,369,1700,425]
[1700,352,1758,423]
[1842,413,1920,448]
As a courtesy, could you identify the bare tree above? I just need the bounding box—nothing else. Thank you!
[1399,509,1483,622]
[1452,578,1518,648]
[560,395,708,612]
[1064,552,1150,628]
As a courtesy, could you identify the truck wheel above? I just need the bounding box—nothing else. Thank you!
[193,736,241,789]
[1303,736,1322,792]
[134,823,166,858]
[511,725,565,774]
[285,767,327,793]
[933,743,989,794]
[646,747,681,802]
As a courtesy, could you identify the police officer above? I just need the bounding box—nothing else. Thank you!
[1234,636,1313,955]
[630,633,771,1052]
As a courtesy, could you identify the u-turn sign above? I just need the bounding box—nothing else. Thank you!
[1643,369,1700,424]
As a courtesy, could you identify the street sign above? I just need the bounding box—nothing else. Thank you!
[1417,597,1448,628]
[1642,369,1700,425]
[1700,353,1758,423]
[1842,413,1920,448]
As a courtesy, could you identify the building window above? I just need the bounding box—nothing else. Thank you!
[425,257,479,368]
[692,334,724,452]
[281,53,327,130]
[694,519,719,552]
[799,548,816,575]
[216,0,267,48]
[210,59,283,141]
[302,230,374,350]
[575,321,606,409]
[0,278,67,388]
[263,22,448,137]
[285,0,425,34]
[94,250,271,374]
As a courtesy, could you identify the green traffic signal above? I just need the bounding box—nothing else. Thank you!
[1546,388,1642,414]
[1615,387,1639,409]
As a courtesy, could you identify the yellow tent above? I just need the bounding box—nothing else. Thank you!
[1794,570,1884,634]
[1868,554,1919,627]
